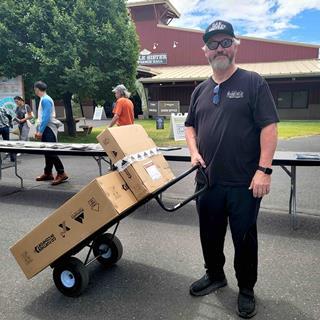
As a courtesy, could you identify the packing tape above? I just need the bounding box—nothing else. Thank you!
[114,147,161,172]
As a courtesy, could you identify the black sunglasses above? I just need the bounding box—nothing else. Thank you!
[213,85,220,105]
[206,38,233,50]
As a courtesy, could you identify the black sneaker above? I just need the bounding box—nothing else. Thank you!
[237,288,257,319]
[190,273,227,296]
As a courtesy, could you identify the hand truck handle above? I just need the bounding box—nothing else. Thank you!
[154,165,208,212]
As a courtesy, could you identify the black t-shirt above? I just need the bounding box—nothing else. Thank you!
[185,68,280,187]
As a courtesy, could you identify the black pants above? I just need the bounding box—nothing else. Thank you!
[196,184,261,290]
[41,127,64,174]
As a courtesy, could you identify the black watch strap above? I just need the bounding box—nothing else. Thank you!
[257,166,273,175]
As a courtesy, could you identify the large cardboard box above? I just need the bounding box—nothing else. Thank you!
[97,124,175,200]
[10,172,137,279]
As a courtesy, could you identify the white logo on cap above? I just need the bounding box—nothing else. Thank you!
[208,21,227,32]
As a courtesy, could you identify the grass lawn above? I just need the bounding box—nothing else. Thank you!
[59,120,320,146]
[277,121,320,139]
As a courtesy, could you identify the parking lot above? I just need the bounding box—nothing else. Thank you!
[0,136,319,320]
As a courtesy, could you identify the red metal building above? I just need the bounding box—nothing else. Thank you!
[129,0,320,119]
[129,0,318,65]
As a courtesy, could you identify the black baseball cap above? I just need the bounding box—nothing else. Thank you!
[203,20,235,43]
[14,96,24,101]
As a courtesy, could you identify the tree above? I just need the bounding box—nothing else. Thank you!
[0,0,139,135]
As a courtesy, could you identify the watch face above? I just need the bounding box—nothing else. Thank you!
[258,166,272,174]
[265,168,272,174]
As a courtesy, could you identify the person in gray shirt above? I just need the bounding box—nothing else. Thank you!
[14,96,33,141]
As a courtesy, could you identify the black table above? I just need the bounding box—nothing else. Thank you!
[1,143,319,228]
[0,142,110,188]
[162,148,320,229]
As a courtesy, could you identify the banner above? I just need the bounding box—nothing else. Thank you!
[0,97,17,117]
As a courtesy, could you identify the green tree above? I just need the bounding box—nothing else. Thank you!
[0,0,139,135]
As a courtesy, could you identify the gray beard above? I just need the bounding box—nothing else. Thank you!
[209,55,232,71]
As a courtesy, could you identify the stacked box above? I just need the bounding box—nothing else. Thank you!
[97,124,175,200]
[10,172,137,279]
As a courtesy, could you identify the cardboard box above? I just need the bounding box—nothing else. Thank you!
[97,124,175,200]
[10,172,137,279]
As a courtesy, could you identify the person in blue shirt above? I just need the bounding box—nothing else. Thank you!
[34,81,68,185]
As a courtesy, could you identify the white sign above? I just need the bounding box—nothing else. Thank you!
[93,106,106,120]
[169,113,188,141]
[144,161,162,181]
[138,53,168,65]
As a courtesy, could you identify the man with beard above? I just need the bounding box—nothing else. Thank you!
[185,20,279,318]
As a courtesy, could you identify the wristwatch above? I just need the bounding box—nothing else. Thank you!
[257,166,273,175]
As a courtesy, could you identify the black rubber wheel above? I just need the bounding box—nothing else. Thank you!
[53,257,89,297]
[92,233,123,267]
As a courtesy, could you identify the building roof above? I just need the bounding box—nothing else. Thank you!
[127,0,180,18]
[157,24,320,49]
[137,65,159,76]
[139,59,320,83]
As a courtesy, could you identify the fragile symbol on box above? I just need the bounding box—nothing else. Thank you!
[58,221,71,238]
[88,197,100,212]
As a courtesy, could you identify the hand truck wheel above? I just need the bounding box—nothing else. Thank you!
[53,257,89,297]
[92,233,123,268]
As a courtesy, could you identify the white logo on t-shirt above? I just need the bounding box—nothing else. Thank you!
[227,90,244,99]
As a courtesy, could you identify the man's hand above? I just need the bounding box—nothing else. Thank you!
[35,132,42,140]
[191,152,206,168]
[249,170,271,198]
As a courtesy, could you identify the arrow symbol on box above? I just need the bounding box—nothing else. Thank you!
[92,203,100,212]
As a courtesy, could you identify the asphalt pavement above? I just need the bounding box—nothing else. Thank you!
[0,135,319,320]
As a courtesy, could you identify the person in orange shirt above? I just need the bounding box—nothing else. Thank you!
[109,84,134,127]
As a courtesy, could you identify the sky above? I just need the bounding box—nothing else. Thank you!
[128,0,320,45]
